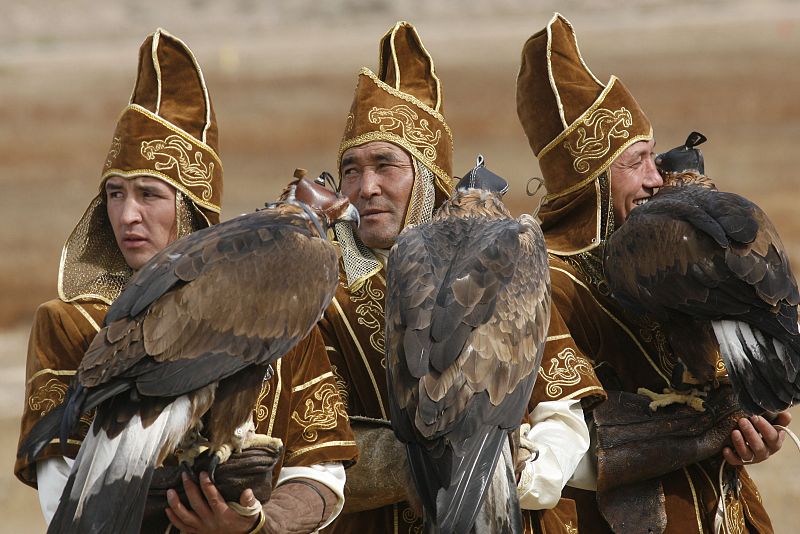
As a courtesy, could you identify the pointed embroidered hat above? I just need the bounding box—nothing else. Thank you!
[102,28,223,224]
[517,13,652,255]
[58,29,222,304]
[338,21,453,206]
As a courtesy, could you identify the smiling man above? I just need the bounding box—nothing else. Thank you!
[513,13,789,534]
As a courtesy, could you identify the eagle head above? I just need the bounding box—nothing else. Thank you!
[655,131,707,176]
[277,173,360,235]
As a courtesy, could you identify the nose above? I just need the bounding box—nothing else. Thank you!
[359,167,382,199]
[119,197,143,225]
[643,158,663,188]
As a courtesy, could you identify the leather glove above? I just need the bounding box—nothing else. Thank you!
[142,445,282,532]
[594,384,743,492]
[341,420,412,514]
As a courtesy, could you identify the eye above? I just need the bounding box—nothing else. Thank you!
[342,167,359,180]
[106,191,122,200]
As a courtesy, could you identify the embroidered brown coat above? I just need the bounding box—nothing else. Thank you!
[319,267,427,534]
[536,254,773,534]
[16,298,358,494]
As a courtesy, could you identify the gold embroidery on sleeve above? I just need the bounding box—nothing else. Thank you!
[291,383,348,442]
[538,347,593,398]
[330,365,350,408]
[29,379,69,416]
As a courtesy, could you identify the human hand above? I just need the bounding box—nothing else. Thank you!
[165,471,262,534]
[722,410,792,466]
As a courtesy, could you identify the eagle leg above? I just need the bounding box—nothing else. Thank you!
[207,417,284,483]
[637,387,707,412]
[174,421,210,468]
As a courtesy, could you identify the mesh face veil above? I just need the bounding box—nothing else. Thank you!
[58,28,221,304]
[334,157,436,290]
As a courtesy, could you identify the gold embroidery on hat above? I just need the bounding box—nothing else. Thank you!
[105,137,121,170]
[538,347,593,398]
[563,107,632,174]
[344,113,355,137]
[141,135,214,201]
[291,383,347,442]
[369,104,441,161]
[29,379,68,416]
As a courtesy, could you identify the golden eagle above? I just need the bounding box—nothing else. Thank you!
[386,158,551,533]
[19,175,359,533]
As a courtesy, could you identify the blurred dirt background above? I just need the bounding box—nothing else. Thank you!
[1,0,799,531]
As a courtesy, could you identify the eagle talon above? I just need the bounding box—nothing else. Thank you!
[179,460,200,485]
[638,387,707,412]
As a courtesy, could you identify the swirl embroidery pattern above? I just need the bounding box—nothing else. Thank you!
[29,378,68,416]
[563,107,632,174]
[291,383,347,442]
[141,135,214,200]
[368,104,441,161]
[253,378,272,425]
[350,277,386,359]
[539,347,593,398]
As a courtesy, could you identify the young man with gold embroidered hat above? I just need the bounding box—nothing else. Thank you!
[514,13,790,533]
[15,27,224,521]
[316,21,454,533]
[16,29,358,534]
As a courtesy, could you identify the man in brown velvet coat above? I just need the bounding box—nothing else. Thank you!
[513,13,791,534]
[316,21,458,534]
[16,29,357,534]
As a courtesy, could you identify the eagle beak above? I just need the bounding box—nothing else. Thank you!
[336,203,361,228]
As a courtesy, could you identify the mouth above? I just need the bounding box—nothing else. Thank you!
[360,208,389,219]
[122,235,148,248]
[633,197,651,207]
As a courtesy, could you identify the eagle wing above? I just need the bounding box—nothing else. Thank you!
[605,185,800,412]
[23,207,340,534]
[386,213,550,532]
[79,210,338,395]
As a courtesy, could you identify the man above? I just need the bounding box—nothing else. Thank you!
[317,21,454,533]
[16,29,357,534]
[513,13,790,533]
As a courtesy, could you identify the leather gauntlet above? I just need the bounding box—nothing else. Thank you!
[594,385,743,492]
[594,385,744,534]
[341,420,412,514]
[141,446,282,532]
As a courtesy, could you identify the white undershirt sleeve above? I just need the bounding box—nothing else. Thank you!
[517,399,595,510]
[36,456,74,524]
[275,462,346,529]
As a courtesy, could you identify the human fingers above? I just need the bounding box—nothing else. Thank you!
[166,488,200,533]
[199,471,228,514]
[750,415,786,453]
[182,471,213,521]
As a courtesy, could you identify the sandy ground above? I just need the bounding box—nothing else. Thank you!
[2,0,799,531]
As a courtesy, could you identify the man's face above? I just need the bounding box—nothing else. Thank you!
[609,139,663,228]
[340,141,415,249]
[105,175,177,270]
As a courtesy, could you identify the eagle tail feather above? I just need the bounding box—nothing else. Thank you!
[469,440,523,534]
[713,320,799,413]
[436,426,507,534]
[48,395,194,534]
